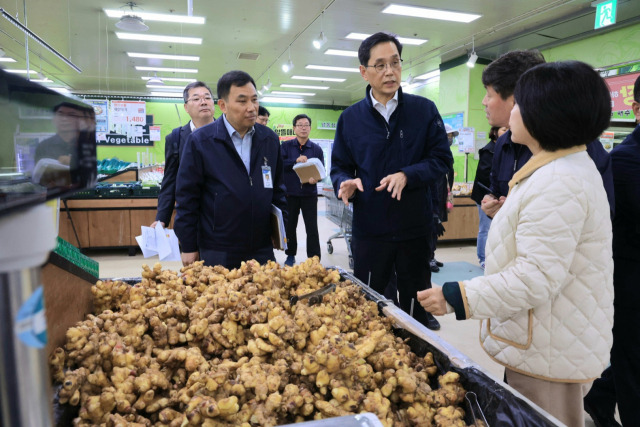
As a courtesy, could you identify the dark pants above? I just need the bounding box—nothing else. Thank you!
[352,235,432,325]
[285,195,321,259]
[199,246,275,270]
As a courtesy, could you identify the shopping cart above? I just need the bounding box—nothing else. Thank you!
[321,186,354,269]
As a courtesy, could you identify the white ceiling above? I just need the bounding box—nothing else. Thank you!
[1,0,639,106]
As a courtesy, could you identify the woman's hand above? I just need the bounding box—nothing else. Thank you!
[417,287,448,316]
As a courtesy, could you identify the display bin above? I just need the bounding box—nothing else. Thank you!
[53,269,561,427]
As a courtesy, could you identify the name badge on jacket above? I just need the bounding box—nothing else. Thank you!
[262,166,273,188]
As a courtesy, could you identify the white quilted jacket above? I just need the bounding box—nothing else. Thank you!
[461,147,614,382]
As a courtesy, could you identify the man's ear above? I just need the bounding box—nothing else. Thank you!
[218,98,227,114]
[359,65,369,82]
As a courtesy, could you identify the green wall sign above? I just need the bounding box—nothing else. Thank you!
[595,0,617,30]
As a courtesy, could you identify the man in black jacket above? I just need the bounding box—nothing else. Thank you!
[331,32,453,330]
[151,81,214,228]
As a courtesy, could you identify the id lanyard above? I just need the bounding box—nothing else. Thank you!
[261,156,273,189]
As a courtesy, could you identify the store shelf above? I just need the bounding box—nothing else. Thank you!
[440,196,479,241]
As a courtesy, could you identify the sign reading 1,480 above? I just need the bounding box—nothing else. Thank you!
[127,116,146,123]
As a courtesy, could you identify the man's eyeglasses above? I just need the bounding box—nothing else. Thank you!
[187,95,213,103]
[295,124,311,128]
[365,59,403,73]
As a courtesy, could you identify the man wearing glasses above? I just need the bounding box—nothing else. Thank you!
[281,113,325,266]
[256,106,270,126]
[152,81,215,228]
[331,32,453,330]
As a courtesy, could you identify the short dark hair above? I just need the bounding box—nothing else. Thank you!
[216,71,256,101]
[183,81,212,103]
[634,73,640,103]
[293,113,311,127]
[53,102,82,112]
[358,32,403,66]
[488,126,501,143]
[482,50,545,99]
[515,61,611,152]
[258,106,270,117]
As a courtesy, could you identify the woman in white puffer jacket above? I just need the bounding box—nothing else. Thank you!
[418,61,614,427]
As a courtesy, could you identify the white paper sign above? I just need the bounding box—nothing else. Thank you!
[457,127,475,153]
[149,126,161,141]
[111,101,146,125]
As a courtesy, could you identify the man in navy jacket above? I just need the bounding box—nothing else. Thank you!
[152,81,214,228]
[281,113,324,265]
[331,32,453,330]
[174,71,287,269]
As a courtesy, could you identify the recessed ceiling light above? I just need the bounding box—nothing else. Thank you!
[415,70,440,80]
[306,65,360,73]
[104,9,205,24]
[272,91,315,96]
[141,76,196,83]
[127,52,200,61]
[292,75,346,82]
[382,4,481,23]
[345,32,428,46]
[150,91,183,97]
[0,57,16,62]
[324,49,358,57]
[5,69,37,74]
[261,96,304,104]
[281,83,329,90]
[135,66,198,73]
[116,33,202,44]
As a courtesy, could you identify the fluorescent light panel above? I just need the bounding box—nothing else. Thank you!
[150,91,183,97]
[135,66,198,73]
[261,96,304,104]
[292,75,345,82]
[146,85,184,91]
[382,4,481,23]
[306,65,360,73]
[415,70,440,80]
[345,32,427,46]
[31,78,53,83]
[324,49,358,57]
[5,69,37,74]
[281,83,329,90]
[127,52,199,61]
[0,57,16,62]
[141,76,196,83]
[116,32,202,45]
[272,91,315,96]
[104,9,205,24]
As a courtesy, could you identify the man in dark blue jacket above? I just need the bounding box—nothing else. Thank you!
[584,74,640,427]
[331,32,453,330]
[151,81,214,228]
[174,71,287,269]
[480,51,614,217]
[281,113,324,266]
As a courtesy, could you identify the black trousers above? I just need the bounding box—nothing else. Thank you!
[352,235,432,325]
[285,195,321,259]
[199,246,275,270]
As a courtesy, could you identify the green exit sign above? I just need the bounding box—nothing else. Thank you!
[595,0,617,29]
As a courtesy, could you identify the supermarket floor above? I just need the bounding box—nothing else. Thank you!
[92,211,605,426]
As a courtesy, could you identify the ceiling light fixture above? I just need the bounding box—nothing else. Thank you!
[272,91,315,97]
[382,4,481,23]
[281,83,329,90]
[261,78,272,93]
[115,3,148,32]
[313,12,327,49]
[147,86,183,91]
[135,66,198,73]
[104,8,205,24]
[0,57,16,62]
[264,79,272,91]
[146,72,163,85]
[324,49,358,57]
[116,32,202,44]
[345,32,427,46]
[282,47,294,73]
[128,52,200,61]
[261,96,304,104]
[405,73,414,85]
[150,91,183,97]
[467,36,478,68]
[306,65,360,73]
[141,76,196,82]
[0,47,4,57]
[292,75,345,82]
[5,69,37,74]
[415,69,440,80]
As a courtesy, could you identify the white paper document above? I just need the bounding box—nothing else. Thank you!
[271,204,288,251]
[292,158,326,183]
[136,223,181,261]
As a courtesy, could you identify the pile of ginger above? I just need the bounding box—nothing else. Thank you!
[50,257,470,426]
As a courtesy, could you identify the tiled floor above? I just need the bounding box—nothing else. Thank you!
[92,210,604,426]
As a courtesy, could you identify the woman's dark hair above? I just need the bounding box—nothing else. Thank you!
[514,61,611,151]
[293,113,311,127]
[217,71,256,101]
[358,32,403,66]
[482,50,545,99]
[488,126,501,143]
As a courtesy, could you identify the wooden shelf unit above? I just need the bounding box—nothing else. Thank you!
[440,196,479,241]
